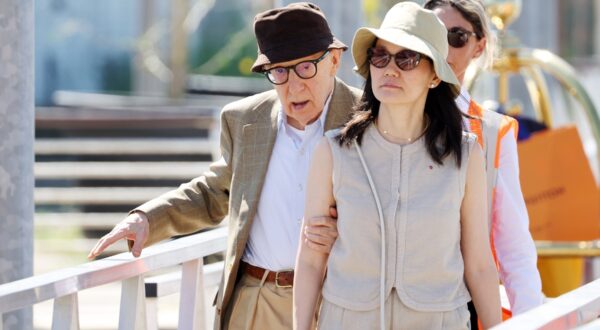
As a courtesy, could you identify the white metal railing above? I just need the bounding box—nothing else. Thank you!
[12,224,600,329]
[144,261,224,329]
[493,278,600,329]
[0,226,227,330]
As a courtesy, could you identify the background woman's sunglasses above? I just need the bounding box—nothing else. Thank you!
[367,48,422,71]
[447,27,478,48]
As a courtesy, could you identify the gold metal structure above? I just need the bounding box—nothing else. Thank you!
[464,0,600,157]
[464,0,600,297]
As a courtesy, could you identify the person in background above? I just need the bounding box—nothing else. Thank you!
[294,3,501,329]
[88,2,361,329]
[424,0,544,320]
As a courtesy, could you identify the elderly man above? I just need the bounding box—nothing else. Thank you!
[88,2,361,329]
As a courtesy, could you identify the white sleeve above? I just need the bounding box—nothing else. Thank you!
[492,127,545,314]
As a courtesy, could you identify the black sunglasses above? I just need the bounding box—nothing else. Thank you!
[447,27,478,48]
[262,50,330,85]
[367,48,422,71]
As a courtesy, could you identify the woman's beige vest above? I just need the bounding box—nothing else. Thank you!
[322,125,476,312]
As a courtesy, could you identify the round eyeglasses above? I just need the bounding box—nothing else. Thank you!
[447,27,478,48]
[262,50,330,85]
[367,48,422,71]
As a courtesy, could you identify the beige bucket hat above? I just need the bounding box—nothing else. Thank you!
[352,1,460,96]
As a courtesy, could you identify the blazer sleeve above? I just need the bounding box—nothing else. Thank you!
[135,109,234,247]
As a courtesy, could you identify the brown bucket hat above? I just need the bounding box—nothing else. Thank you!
[251,2,347,73]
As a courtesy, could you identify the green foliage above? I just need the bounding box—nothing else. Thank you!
[188,7,258,77]
[100,53,132,92]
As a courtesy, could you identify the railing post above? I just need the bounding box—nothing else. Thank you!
[146,297,159,330]
[178,258,206,330]
[119,276,147,330]
[51,293,80,330]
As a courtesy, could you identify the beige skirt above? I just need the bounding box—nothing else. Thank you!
[318,290,470,330]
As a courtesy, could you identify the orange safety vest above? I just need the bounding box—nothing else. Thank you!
[468,100,518,322]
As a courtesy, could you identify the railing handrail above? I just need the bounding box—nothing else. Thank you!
[493,277,600,329]
[0,226,227,314]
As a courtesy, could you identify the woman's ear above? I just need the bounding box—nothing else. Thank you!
[472,36,486,59]
[429,77,442,88]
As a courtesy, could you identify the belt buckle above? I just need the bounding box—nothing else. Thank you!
[275,272,292,288]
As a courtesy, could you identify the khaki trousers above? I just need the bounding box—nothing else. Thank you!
[223,272,294,330]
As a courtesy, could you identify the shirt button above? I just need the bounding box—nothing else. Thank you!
[298,184,303,192]
[297,218,303,225]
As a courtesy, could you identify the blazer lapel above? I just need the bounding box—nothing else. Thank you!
[324,78,358,131]
[238,96,279,235]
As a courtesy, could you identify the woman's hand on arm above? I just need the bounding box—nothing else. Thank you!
[461,143,502,328]
[294,137,336,330]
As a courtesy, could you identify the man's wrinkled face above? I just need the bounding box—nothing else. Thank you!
[263,49,341,129]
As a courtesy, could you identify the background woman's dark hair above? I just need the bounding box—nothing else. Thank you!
[337,71,465,167]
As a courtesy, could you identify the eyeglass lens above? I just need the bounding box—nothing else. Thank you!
[264,51,329,85]
[368,48,421,71]
[267,62,317,84]
[447,27,475,48]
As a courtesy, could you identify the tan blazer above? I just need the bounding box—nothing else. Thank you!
[136,78,361,329]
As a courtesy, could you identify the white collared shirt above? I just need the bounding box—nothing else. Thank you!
[458,87,544,314]
[242,95,332,271]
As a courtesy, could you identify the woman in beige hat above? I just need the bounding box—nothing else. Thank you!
[293,2,501,329]
[424,0,545,322]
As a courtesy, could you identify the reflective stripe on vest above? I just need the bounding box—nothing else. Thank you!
[467,101,519,229]
[468,101,500,229]
[470,102,520,320]
[468,101,500,269]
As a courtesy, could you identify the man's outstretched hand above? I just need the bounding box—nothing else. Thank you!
[88,211,150,259]
[303,206,338,254]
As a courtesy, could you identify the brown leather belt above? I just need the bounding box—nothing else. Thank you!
[241,261,294,288]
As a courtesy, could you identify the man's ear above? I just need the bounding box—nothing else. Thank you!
[329,48,343,75]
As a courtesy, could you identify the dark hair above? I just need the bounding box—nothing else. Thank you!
[424,0,485,39]
[337,71,465,167]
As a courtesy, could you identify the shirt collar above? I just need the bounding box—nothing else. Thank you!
[455,86,471,114]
